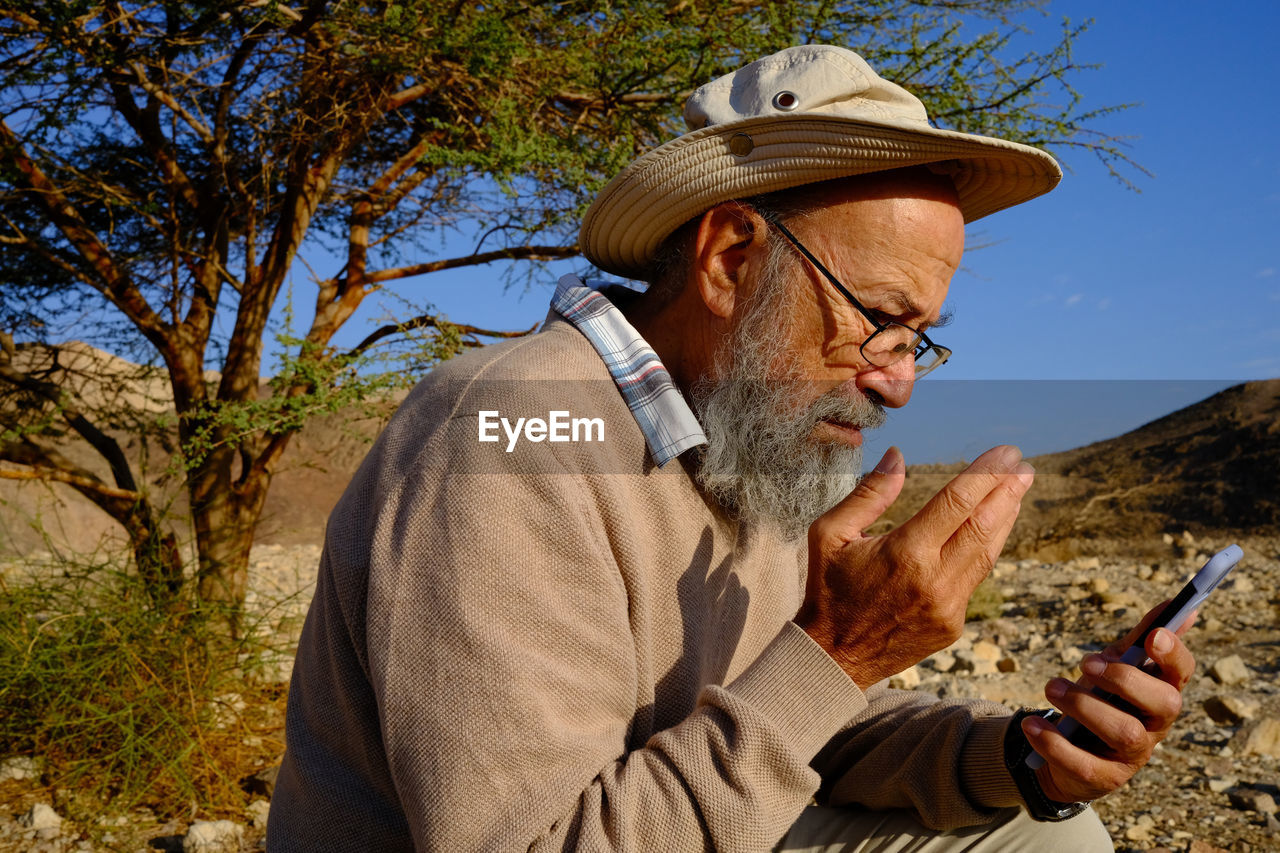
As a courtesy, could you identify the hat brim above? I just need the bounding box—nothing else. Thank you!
[580,115,1062,280]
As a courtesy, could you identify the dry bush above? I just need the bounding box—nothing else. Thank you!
[0,557,288,819]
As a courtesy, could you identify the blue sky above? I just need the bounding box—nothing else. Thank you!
[945,1,1280,382]
[307,3,1280,465]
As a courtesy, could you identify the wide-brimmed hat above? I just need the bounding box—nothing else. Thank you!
[580,45,1062,280]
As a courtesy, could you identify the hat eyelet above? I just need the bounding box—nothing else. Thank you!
[727,133,754,158]
[772,90,799,111]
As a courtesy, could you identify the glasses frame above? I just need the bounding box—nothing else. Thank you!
[755,208,952,378]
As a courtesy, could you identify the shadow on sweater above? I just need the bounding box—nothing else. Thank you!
[647,528,750,736]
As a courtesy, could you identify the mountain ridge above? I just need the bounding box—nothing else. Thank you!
[875,378,1280,558]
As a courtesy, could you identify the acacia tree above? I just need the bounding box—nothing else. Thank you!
[0,0,1138,626]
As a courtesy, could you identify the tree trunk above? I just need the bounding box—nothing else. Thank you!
[115,496,184,602]
[188,441,276,635]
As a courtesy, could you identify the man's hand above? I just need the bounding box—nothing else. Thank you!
[1022,602,1197,803]
[795,444,1035,691]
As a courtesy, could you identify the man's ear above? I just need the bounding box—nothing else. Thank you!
[692,203,767,321]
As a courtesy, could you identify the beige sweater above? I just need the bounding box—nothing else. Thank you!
[268,314,1024,852]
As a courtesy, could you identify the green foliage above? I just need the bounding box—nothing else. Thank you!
[0,557,290,812]
[176,291,463,473]
[0,1,1141,336]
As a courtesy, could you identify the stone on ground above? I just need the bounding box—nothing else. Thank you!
[1208,654,1250,685]
[1227,788,1277,814]
[0,756,40,782]
[1203,694,1258,725]
[246,799,271,830]
[1241,717,1280,758]
[183,820,244,853]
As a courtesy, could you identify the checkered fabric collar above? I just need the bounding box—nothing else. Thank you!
[552,274,707,467]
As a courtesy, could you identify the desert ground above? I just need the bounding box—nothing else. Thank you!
[2,533,1278,853]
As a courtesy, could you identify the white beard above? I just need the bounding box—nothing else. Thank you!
[691,239,886,539]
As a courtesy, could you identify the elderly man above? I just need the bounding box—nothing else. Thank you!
[270,46,1193,851]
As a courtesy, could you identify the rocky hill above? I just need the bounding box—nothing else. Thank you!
[876,379,1280,561]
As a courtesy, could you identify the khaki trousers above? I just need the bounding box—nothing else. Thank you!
[776,805,1113,852]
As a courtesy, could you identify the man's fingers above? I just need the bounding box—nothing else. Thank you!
[1043,680,1155,760]
[1143,626,1197,690]
[1027,597,1201,806]
[1021,716,1128,802]
[900,445,1026,550]
[1049,663,1182,737]
[938,460,1034,580]
[812,446,906,543]
[985,474,1029,566]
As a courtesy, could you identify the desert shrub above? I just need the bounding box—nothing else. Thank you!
[965,576,1005,622]
[0,558,288,814]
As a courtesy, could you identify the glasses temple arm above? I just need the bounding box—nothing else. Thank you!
[756,211,888,333]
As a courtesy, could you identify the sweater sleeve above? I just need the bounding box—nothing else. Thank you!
[362,423,867,851]
[809,683,1024,829]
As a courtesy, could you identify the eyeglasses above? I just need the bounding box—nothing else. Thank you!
[756,209,952,378]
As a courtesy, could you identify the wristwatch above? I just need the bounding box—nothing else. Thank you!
[1003,709,1092,822]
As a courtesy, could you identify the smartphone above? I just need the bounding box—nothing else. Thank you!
[1025,543,1244,770]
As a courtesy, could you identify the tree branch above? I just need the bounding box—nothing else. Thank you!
[341,131,442,298]
[0,121,168,345]
[105,78,205,212]
[386,80,431,111]
[345,313,537,362]
[127,59,214,144]
[931,67,1068,120]
[365,244,579,285]
[230,38,376,406]
[0,437,184,598]
[0,464,140,502]
[214,18,269,166]
[366,132,441,204]
[377,161,435,220]
[243,0,303,23]
[0,347,141,493]
[553,91,677,109]
[1,223,107,291]
[0,8,38,28]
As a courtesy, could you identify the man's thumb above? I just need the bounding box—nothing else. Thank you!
[814,446,906,541]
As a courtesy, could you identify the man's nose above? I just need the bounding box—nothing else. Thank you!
[856,356,916,408]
